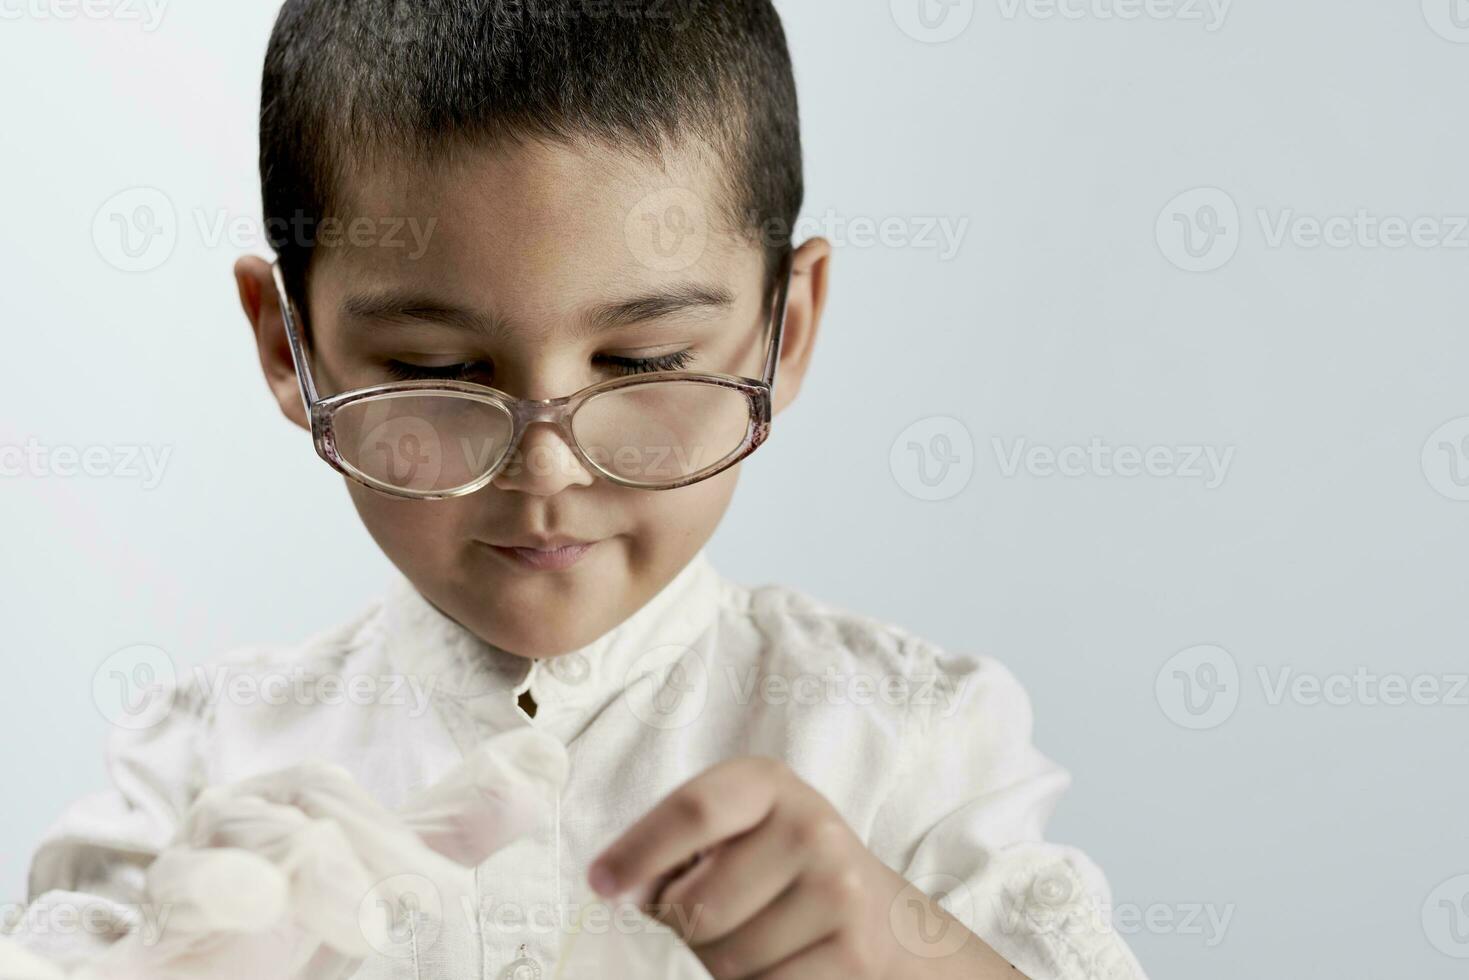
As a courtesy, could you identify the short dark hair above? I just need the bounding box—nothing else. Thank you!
[259,0,804,307]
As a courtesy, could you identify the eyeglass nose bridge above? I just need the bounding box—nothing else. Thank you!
[510,393,578,425]
[492,392,596,481]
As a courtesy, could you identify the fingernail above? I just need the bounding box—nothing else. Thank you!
[588,862,619,897]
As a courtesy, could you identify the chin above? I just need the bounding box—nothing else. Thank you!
[488,620,592,660]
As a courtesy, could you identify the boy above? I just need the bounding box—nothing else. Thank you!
[9,2,1148,978]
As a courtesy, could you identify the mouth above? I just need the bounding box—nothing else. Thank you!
[482,537,600,572]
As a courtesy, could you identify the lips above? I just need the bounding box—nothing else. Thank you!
[492,535,593,550]
[482,536,599,571]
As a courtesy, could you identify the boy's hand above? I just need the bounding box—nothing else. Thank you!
[589,757,1021,980]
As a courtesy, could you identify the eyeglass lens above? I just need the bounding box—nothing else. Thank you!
[327,381,753,493]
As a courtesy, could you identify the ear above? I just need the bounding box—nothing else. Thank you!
[771,236,832,418]
[234,256,310,431]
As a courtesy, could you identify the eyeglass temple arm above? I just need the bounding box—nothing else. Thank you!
[270,260,321,413]
[762,249,797,398]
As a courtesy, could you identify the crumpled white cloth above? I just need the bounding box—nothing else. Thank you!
[1,728,567,980]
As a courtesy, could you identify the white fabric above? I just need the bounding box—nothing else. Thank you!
[2,730,566,980]
[7,549,1148,979]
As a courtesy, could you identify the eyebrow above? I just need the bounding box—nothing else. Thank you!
[584,284,735,334]
[339,282,736,342]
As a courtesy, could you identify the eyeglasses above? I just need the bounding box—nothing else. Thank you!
[270,250,794,499]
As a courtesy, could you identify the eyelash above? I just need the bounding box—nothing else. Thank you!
[382,350,697,383]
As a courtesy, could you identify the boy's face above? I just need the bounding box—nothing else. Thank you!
[236,138,828,660]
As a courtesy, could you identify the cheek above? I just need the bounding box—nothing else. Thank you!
[619,466,740,555]
[684,469,740,529]
[345,481,474,559]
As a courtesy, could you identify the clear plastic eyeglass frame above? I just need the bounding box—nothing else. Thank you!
[269,249,795,499]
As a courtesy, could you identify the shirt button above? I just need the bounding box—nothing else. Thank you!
[548,652,590,685]
[500,946,542,980]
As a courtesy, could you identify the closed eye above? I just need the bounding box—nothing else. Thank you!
[382,349,697,383]
[597,350,696,375]
[382,360,484,383]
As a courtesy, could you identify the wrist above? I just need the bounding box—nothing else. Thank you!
[881,869,1026,980]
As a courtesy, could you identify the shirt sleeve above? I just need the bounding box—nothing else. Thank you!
[4,673,208,969]
[867,643,1149,980]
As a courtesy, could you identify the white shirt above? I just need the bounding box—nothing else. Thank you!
[10,549,1148,980]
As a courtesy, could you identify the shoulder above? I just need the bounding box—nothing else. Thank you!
[129,597,387,746]
[738,578,915,674]
[730,578,1035,734]
[197,598,383,679]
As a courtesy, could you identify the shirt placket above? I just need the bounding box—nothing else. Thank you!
[475,653,599,980]
[475,822,559,980]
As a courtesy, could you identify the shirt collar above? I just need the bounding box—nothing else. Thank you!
[378,548,725,731]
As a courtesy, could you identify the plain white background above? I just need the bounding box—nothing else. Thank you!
[3,1,1468,976]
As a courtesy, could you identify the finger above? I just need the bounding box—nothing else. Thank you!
[754,932,864,980]
[590,758,784,901]
[692,875,848,980]
[657,800,826,945]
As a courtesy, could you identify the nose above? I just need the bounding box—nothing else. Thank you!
[490,421,596,495]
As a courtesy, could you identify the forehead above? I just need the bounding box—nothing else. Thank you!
[309,136,761,320]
